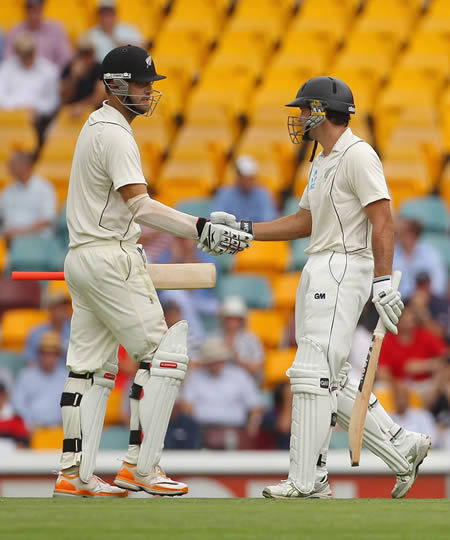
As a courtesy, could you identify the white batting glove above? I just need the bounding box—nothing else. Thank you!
[197,221,253,256]
[210,211,254,236]
[372,275,404,335]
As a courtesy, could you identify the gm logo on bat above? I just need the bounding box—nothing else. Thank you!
[314,292,326,299]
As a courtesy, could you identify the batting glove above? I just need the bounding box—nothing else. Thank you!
[210,211,253,236]
[372,275,404,334]
[196,218,252,256]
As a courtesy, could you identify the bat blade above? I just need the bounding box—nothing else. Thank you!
[348,270,402,467]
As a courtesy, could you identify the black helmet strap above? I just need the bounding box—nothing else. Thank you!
[309,140,318,162]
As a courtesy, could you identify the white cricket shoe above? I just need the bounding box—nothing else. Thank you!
[392,433,431,499]
[114,462,188,496]
[263,475,332,499]
[53,471,127,498]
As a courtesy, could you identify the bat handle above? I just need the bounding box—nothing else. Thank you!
[373,270,402,337]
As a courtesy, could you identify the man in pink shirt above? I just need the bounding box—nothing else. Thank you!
[5,0,72,71]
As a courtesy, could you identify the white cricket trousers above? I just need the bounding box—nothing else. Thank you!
[64,241,168,373]
[295,250,374,383]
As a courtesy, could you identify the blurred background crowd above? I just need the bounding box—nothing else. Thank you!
[0,0,449,454]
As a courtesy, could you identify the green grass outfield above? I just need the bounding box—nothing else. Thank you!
[0,498,449,540]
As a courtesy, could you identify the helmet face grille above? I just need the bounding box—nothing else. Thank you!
[287,101,326,144]
[104,79,162,117]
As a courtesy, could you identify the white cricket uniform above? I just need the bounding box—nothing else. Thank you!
[65,101,167,373]
[294,127,390,382]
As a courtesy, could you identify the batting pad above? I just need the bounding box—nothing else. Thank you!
[287,338,335,495]
[338,377,410,475]
[137,320,189,476]
[60,375,92,471]
[79,360,118,483]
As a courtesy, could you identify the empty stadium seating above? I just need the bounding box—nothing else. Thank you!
[0,308,49,352]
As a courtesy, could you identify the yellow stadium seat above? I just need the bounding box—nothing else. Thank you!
[291,0,356,40]
[234,241,290,277]
[336,30,401,80]
[229,0,291,39]
[163,0,225,38]
[264,347,296,388]
[440,88,450,153]
[1,308,49,352]
[272,271,301,313]
[401,30,450,79]
[0,1,23,31]
[420,0,450,32]
[383,160,433,209]
[188,56,260,122]
[155,159,216,207]
[247,309,286,350]
[277,30,336,73]
[215,27,276,67]
[46,280,72,303]
[30,426,64,450]
[39,133,78,162]
[356,0,420,39]
[43,0,90,44]
[374,383,424,413]
[375,86,436,145]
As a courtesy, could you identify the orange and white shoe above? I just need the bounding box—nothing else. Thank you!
[53,471,128,498]
[114,462,188,496]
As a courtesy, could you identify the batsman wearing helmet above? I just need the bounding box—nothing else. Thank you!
[211,76,431,499]
[53,45,252,498]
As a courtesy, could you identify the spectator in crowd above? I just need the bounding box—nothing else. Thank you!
[378,304,448,396]
[5,0,72,70]
[60,35,105,119]
[24,285,71,366]
[0,31,60,116]
[181,336,264,449]
[84,0,144,63]
[259,381,292,450]
[218,296,264,381]
[0,32,60,145]
[390,380,437,445]
[393,218,447,301]
[408,271,449,342]
[0,379,29,451]
[13,331,67,430]
[424,355,450,449]
[211,155,279,222]
[0,150,57,246]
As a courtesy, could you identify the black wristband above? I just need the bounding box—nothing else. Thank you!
[196,217,208,237]
[240,220,253,235]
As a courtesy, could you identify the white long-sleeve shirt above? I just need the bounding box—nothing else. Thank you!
[0,55,60,115]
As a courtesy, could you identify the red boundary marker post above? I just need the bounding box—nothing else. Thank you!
[12,271,65,281]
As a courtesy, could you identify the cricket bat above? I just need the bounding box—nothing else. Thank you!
[11,263,217,290]
[348,270,402,467]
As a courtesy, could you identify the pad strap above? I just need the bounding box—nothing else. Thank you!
[63,438,82,453]
[129,430,142,445]
[60,392,83,407]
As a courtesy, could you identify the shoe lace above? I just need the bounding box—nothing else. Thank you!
[153,465,168,479]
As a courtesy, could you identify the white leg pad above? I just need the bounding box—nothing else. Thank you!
[60,375,92,471]
[79,360,118,483]
[337,377,410,475]
[136,321,189,476]
[287,338,336,495]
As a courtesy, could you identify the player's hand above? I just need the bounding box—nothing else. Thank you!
[372,276,404,334]
[197,221,252,256]
[210,211,253,236]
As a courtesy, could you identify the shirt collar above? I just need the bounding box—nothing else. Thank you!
[330,127,354,153]
[89,100,133,134]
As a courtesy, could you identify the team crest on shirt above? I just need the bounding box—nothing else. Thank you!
[309,169,318,190]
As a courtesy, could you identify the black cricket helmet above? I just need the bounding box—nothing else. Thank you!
[101,45,166,116]
[286,76,355,143]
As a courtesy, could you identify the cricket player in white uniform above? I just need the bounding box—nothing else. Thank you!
[53,45,252,498]
[210,76,431,499]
